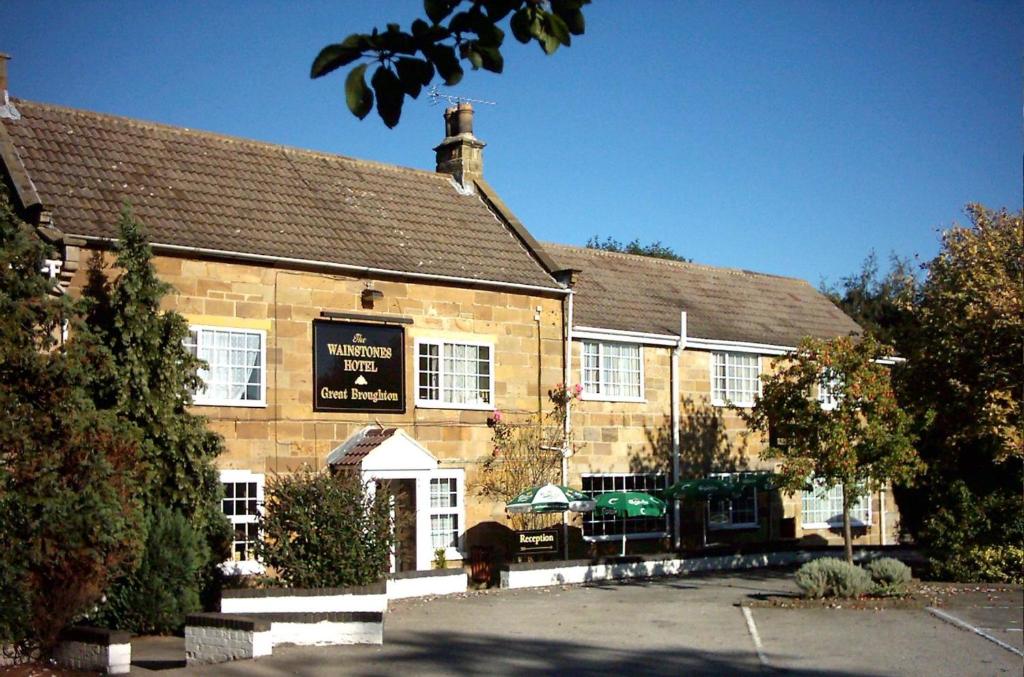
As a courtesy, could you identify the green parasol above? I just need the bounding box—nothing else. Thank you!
[506,483,596,514]
[593,491,667,556]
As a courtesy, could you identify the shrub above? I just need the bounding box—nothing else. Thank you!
[866,558,912,595]
[254,468,394,588]
[795,558,873,598]
[92,507,209,633]
[944,546,1024,585]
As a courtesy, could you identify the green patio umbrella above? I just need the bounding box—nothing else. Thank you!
[664,474,775,547]
[593,491,667,556]
[506,483,596,514]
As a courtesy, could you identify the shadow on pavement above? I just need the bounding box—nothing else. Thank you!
[259,630,880,677]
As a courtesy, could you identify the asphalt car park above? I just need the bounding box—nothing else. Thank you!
[139,570,1023,676]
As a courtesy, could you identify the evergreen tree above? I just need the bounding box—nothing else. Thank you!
[84,208,230,631]
[0,190,144,653]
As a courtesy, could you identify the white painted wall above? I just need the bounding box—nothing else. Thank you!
[221,592,387,614]
[386,572,467,599]
[271,620,382,646]
[53,640,131,674]
[185,625,272,665]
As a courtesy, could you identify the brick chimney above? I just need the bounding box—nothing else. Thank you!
[0,53,20,120]
[434,102,485,187]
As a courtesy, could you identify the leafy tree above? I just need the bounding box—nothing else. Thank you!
[740,335,923,563]
[254,468,395,588]
[477,383,580,530]
[585,235,690,262]
[83,209,230,631]
[820,250,919,352]
[312,0,591,127]
[902,205,1023,577]
[0,191,144,654]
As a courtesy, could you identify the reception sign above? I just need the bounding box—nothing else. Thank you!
[313,320,405,413]
[516,528,560,555]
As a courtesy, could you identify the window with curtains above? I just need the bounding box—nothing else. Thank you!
[581,340,643,400]
[220,470,264,573]
[185,326,266,406]
[801,481,871,528]
[416,339,493,409]
[428,473,464,557]
[710,351,759,407]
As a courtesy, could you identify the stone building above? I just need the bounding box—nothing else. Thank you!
[0,57,895,573]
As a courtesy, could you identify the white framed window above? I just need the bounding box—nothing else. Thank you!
[801,480,871,529]
[581,340,644,401]
[220,469,264,575]
[817,369,842,411]
[711,351,760,407]
[581,473,669,541]
[185,326,267,407]
[427,471,464,559]
[706,473,758,530]
[415,339,493,410]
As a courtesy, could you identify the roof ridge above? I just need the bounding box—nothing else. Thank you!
[544,241,811,284]
[11,97,448,181]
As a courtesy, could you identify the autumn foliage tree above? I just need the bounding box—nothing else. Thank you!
[741,335,923,563]
[0,191,144,654]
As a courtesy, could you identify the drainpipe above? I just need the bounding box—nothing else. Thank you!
[879,485,887,546]
[671,311,687,550]
[562,289,574,560]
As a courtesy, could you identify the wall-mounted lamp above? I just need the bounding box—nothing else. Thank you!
[361,287,384,309]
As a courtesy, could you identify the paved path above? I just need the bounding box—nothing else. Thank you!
[136,571,1023,676]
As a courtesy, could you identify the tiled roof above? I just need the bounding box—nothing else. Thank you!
[546,244,861,347]
[331,427,398,467]
[0,99,561,290]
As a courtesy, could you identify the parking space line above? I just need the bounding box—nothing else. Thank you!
[741,606,769,669]
[926,606,1024,658]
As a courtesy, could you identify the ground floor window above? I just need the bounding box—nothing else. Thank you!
[427,472,464,558]
[706,473,758,529]
[581,473,669,540]
[220,469,264,573]
[801,481,870,528]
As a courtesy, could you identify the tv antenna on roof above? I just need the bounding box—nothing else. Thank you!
[427,85,496,107]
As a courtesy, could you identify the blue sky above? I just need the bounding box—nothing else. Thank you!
[1,1,1020,286]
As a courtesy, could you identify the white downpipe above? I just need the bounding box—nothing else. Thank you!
[562,290,574,560]
[671,311,687,550]
[879,485,887,546]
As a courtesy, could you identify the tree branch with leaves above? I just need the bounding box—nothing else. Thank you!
[740,335,923,563]
[311,0,591,127]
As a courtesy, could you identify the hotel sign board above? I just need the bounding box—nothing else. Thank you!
[313,320,405,413]
[516,528,560,555]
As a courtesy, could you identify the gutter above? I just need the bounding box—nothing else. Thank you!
[70,235,570,297]
[561,289,575,560]
[671,311,687,549]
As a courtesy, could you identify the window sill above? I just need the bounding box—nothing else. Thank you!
[801,521,872,530]
[194,399,267,408]
[582,532,668,543]
[219,560,265,576]
[710,399,755,409]
[707,522,760,531]
[415,400,493,411]
[580,393,646,404]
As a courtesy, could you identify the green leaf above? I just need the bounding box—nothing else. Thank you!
[544,12,572,48]
[476,45,504,74]
[344,63,374,119]
[395,57,434,98]
[371,65,404,128]
[509,8,532,44]
[462,43,484,70]
[425,44,463,86]
[424,0,454,24]
[551,0,586,36]
[310,39,363,79]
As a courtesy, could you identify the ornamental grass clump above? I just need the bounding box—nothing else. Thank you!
[865,557,913,595]
[794,558,873,599]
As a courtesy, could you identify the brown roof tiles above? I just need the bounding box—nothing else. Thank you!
[1,99,562,290]
[546,243,861,347]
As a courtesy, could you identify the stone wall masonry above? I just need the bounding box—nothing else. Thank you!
[185,614,272,666]
[52,627,131,674]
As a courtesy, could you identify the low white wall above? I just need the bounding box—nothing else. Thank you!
[271,620,382,646]
[185,624,272,665]
[387,572,467,599]
[52,639,130,674]
[500,549,911,590]
[221,590,387,615]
